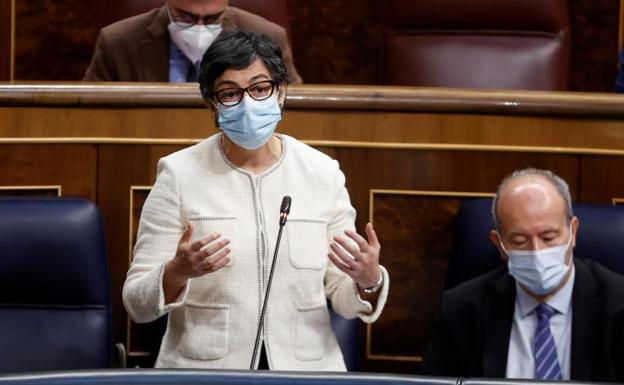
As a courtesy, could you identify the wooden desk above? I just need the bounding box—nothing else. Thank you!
[2,83,624,372]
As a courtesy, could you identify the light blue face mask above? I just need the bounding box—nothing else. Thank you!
[500,225,573,296]
[217,94,282,150]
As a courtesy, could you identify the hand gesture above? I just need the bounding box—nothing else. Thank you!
[169,222,231,279]
[163,223,231,303]
[328,222,381,289]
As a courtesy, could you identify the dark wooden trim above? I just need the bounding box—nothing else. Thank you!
[2,83,624,117]
[0,0,12,81]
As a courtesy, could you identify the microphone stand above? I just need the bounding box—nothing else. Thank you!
[249,196,291,369]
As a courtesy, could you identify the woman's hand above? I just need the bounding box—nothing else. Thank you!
[163,222,231,303]
[328,222,381,291]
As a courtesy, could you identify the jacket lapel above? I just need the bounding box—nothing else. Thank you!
[570,260,599,380]
[139,7,170,82]
[483,270,516,377]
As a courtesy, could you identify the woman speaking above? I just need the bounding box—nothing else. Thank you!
[123,30,389,370]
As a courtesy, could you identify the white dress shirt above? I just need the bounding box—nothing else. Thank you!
[506,265,575,379]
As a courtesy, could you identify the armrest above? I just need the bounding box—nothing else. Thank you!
[113,342,127,368]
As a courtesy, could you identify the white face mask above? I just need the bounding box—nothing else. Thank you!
[500,225,573,296]
[167,22,223,65]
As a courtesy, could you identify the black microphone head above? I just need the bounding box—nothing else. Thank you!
[280,196,292,215]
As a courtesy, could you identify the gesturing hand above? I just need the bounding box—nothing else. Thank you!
[163,222,231,303]
[328,222,381,290]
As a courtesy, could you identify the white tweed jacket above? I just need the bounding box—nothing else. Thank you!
[123,133,389,370]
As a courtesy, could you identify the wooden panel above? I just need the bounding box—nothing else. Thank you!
[335,149,579,230]
[13,0,100,80]
[0,0,12,81]
[128,187,151,356]
[4,85,624,158]
[579,156,624,203]
[126,186,170,367]
[569,0,620,91]
[0,107,215,139]
[369,193,480,361]
[0,144,96,198]
[0,186,60,196]
[288,0,382,84]
[97,144,185,367]
[3,106,624,154]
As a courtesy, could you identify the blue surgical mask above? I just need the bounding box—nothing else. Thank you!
[500,225,573,296]
[217,94,282,150]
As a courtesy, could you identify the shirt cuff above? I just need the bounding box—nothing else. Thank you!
[355,265,390,323]
[157,261,190,315]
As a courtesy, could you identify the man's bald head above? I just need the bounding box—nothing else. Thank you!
[491,168,573,234]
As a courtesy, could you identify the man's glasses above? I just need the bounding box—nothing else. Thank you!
[166,3,225,29]
[213,80,277,107]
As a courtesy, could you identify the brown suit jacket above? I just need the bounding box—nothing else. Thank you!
[84,6,302,83]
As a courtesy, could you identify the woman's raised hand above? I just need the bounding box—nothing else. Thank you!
[163,223,231,303]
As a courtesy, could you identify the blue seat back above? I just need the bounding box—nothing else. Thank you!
[0,198,112,372]
[328,303,361,371]
[446,198,624,289]
[571,202,624,275]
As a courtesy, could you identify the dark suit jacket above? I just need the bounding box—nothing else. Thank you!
[421,258,624,382]
[84,6,302,83]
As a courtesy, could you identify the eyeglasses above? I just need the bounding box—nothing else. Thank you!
[166,2,225,29]
[213,80,277,107]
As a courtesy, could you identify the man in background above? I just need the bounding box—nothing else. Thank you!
[421,168,624,381]
[84,0,302,83]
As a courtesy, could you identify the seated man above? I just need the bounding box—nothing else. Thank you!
[421,168,624,381]
[84,0,302,83]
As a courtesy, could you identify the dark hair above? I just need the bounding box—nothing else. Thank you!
[198,29,289,101]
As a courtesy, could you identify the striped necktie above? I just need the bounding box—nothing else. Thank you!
[534,303,562,380]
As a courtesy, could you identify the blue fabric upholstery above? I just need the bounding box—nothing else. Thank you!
[328,303,360,371]
[572,202,624,276]
[614,50,624,92]
[0,369,456,385]
[0,198,112,372]
[446,198,624,289]
[445,199,500,289]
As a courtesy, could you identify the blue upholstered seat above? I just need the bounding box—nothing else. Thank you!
[446,198,624,289]
[0,198,112,372]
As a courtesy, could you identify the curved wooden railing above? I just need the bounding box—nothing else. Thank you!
[2,83,624,154]
[2,83,624,117]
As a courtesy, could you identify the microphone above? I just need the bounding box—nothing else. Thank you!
[250,196,292,369]
[279,196,291,225]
